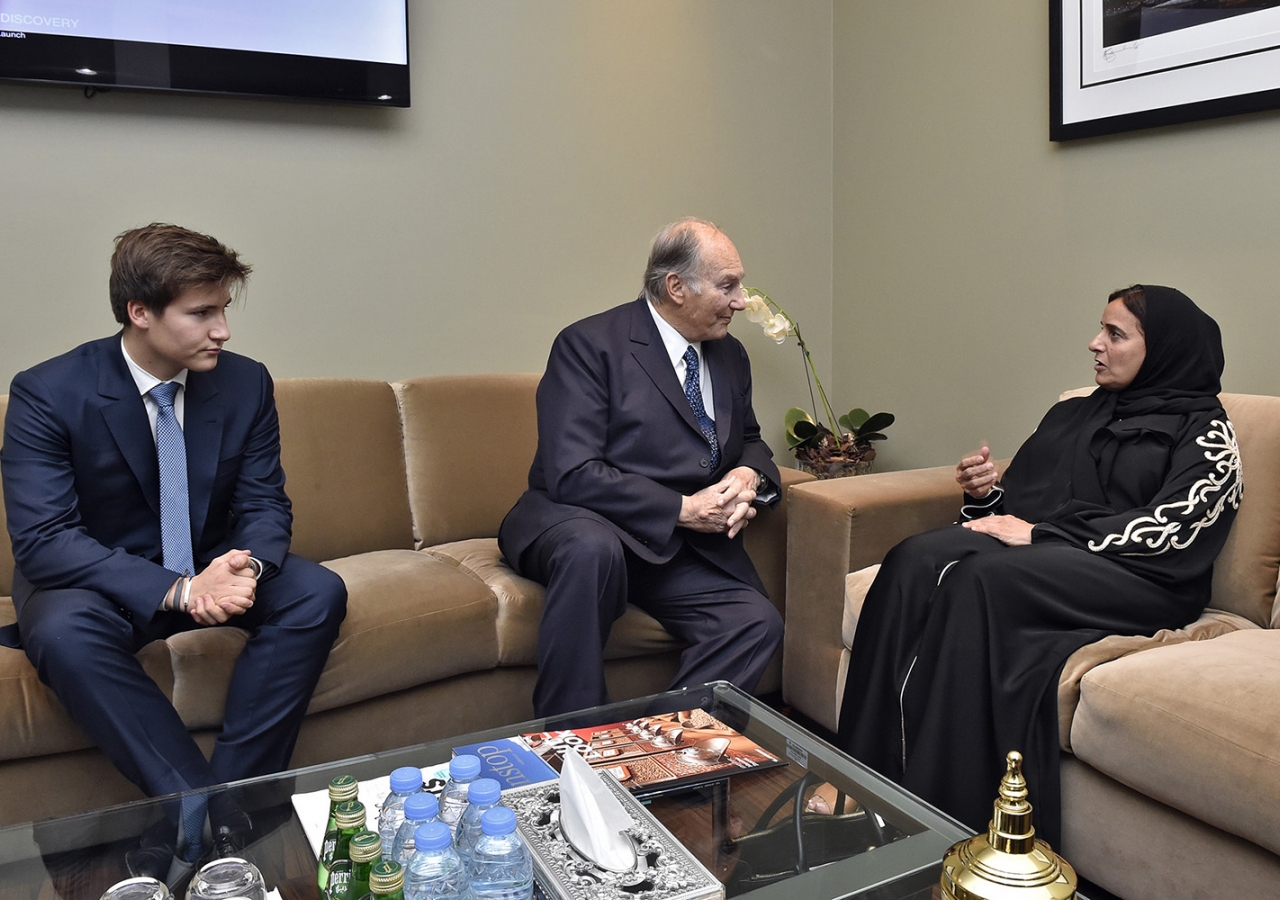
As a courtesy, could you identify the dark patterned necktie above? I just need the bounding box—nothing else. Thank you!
[150,382,194,577]
[682,345,720,469]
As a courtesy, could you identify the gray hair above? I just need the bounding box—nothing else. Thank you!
[642,217,719,304]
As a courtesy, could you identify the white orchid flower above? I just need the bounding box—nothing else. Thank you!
[743,293,772,324]
[762,313,790,344]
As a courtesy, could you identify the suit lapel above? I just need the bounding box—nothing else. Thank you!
[98,342,161,518]
[97,341,225,552]
[628,298,704,438]
[182,372,224,548]
[705,337,736,451]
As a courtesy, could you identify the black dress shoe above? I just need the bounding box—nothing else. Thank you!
[125,829,200,885]
[211,806,254,859]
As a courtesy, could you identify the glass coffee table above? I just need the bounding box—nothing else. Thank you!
[0,683,1028,900]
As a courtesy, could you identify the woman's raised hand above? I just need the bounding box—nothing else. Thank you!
[956,444,998,497]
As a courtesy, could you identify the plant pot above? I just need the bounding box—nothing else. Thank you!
[793,436,877,479]
[795,456,874,479]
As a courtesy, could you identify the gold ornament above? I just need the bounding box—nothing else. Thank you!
[939,751,1078,900]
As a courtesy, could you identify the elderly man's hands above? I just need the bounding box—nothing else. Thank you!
[679,466,760,538]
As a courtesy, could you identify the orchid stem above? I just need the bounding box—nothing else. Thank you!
[756,290,844,438]
[793,327,843,438]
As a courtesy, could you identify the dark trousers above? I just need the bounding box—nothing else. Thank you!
[13,553,347,799]
[522,518,783,717]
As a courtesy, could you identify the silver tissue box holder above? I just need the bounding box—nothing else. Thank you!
[503,773,724,900]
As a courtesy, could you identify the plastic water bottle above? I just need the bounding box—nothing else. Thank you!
[437,754,481,836]
[404,821,469,900]
[453,778,501,866]
[467,807,533,900]
[379,766,424,860]
[392,792,440,867]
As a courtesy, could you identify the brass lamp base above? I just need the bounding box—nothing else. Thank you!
[939,751,1077,900]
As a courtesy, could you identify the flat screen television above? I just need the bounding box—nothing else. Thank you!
[0,1,409,107]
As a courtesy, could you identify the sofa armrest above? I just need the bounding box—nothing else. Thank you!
[782,464,966,732]
[743,467,816,622]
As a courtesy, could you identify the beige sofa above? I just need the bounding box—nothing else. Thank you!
[0,375,810,826]
[782,392,1280,900]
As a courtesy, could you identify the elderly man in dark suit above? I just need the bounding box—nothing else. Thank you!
[499,218,782,717]
[1,224,347,877]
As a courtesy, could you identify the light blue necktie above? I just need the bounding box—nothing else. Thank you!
[682,345,720,470]
[150,382,194,577]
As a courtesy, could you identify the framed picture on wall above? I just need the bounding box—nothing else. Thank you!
[1051,0,1280,140]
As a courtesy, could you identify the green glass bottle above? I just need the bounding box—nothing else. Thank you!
[325,802,368,900]
[346,830,383,899]
[317,775,360,892]
[360,859,405,900]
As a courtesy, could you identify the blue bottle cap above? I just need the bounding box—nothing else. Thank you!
[403,792,439,822]
[415,820,453,851]
[389,766,424,794]
[480,806,518,837]
[449,754,481,779]
[468,778,501,806]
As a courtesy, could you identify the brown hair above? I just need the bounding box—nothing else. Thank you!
[109,223,252,325]
[1108,284,1146,331]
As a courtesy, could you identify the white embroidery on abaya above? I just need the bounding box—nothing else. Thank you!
[1088,419,1243,555]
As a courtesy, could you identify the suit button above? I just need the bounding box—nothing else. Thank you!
[699,457,710,468]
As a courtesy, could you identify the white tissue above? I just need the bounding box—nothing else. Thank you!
[558,747,637,872]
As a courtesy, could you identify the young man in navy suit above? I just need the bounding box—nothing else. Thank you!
[1,224,347,878]
[499,218,783,717]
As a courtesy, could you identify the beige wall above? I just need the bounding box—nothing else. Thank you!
[0,1,833,457]
[6,1,1276,474]
[834,1,1280,471]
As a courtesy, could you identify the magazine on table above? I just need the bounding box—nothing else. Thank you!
[507,707,783,794]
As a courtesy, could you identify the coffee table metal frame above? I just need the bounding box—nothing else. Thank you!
[0,682,1014,900]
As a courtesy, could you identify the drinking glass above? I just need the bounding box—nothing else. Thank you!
[185,857,267,900]
[99,877,173,900]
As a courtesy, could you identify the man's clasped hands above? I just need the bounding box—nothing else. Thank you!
[165,549,259,625]
[678,465,760,539]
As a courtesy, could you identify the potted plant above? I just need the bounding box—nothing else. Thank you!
[743,288,894,479]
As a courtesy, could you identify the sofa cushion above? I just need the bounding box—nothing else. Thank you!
[275,379,416,562]
[1056,608,1254,751]
[1070,628,1280,856]
[425,538,684,667]
[422,539,544,666]
[1213,393,1280,628]
[311,550,500,713]
[395,375,540,548]
[842,565,881,651]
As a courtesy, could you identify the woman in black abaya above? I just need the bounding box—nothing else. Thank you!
[835,285,1242,848]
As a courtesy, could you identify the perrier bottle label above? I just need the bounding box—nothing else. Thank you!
[318,824,340,891]
[327,858,354,900]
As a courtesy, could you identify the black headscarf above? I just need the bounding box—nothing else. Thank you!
[1004,284,1226,518]
[1113,284,1224,418]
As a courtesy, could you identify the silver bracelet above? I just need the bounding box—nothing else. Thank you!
[180,577,192,614]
